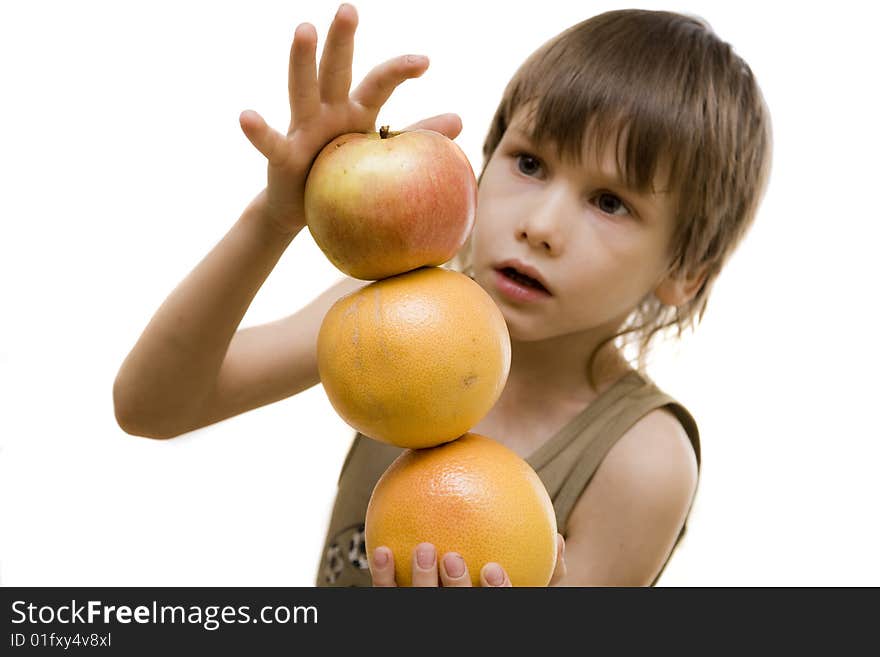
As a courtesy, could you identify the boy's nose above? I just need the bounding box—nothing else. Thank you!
[517,195,567,256]
[518,227,556,254]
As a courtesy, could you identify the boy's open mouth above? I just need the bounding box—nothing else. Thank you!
[498,267,550,294]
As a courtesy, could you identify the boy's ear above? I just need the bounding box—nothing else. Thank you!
[654,265,709,307]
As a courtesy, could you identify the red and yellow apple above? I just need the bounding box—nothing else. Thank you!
[303,126,477,280]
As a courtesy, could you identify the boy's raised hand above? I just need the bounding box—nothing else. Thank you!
[239,3,462,234]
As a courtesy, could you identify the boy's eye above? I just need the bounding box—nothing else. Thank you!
[595,192,629,217]
[515,153,542,177]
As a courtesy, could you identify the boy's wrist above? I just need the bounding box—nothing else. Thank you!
[248,189,304,244]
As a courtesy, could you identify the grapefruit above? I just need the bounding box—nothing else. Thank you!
[317,267,511,448]
[365,433,558,587]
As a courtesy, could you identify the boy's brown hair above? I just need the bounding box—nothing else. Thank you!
[451,9,772,386]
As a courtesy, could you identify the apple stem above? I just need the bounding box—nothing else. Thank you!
[379,125,390,139]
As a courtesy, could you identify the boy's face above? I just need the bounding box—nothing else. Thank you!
[470,110,679,343]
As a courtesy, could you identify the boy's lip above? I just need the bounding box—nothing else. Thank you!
[493,259,553,295]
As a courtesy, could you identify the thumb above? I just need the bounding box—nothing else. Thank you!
[549,534,567,586]
[239,110,287,164]
[402,112,463,140]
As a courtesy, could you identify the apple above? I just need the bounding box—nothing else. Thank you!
[304,126,477,280]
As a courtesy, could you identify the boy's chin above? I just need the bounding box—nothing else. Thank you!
[502,317,559,344]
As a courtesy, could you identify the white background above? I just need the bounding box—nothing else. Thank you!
[1,0,878,587]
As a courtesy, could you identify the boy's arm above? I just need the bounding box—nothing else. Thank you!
[112,189,366,439]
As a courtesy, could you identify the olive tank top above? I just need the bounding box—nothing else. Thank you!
[316,370,701,587]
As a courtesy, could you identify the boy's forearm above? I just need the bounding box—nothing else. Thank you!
[113,189,300,438]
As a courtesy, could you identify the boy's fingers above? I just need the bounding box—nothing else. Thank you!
[350,54,429,112]
[439,552,472,587]
[318,4,358,104]
[411,543,438,587]
[402,113,463,140]
[288,23,320,129]
[239,110,287,165]
[480,563,512,587]
[370,547,397,587]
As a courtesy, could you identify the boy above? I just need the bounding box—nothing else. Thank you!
[115,5,771,586]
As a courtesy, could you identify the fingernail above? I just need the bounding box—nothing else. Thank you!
[406,54,429,65]
[416,543,435,569]
[485,563,504,586]
[373,548,388,568]
[444,553,465,578]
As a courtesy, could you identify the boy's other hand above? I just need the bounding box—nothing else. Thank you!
[238,3,462,235]
[371,543,512,587]
[370,534,567,587]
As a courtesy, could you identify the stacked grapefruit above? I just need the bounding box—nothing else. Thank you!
[307,127,557,586]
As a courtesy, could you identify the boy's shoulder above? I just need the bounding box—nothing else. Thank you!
[563,408,699,584]
[610,407,698,485]
[568,407,698,538]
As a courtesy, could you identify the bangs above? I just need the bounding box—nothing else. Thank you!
[487,11,717,196]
